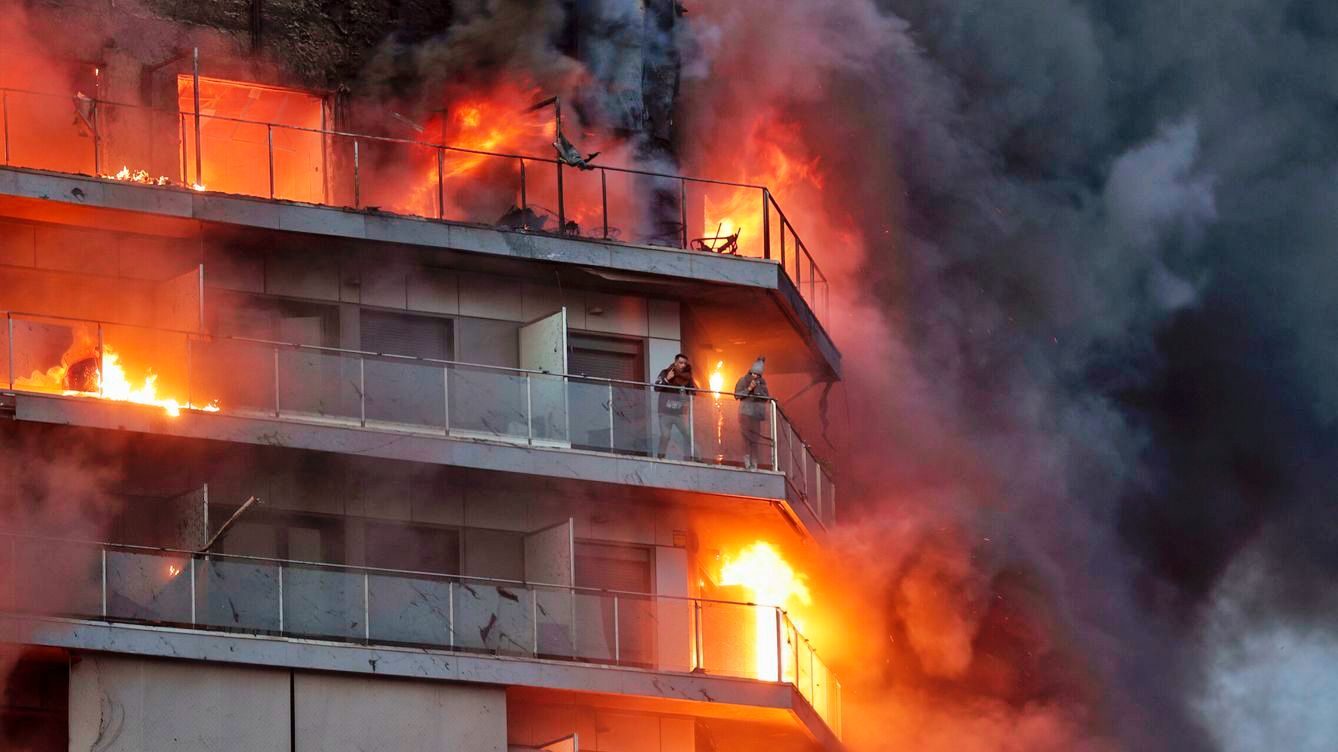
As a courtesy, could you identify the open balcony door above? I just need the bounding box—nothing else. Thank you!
[524,519,575,658]
[519,308,570,448]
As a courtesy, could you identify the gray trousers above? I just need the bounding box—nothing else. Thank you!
[657,412,690,459]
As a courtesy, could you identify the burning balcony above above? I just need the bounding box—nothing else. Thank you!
[0,81,839,379]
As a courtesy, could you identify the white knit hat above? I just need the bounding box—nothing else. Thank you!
[749,356,765,375]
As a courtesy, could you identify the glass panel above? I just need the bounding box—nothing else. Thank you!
[364,356,446,433]
[190,338,274,416]
[534,586,576,658]
[447,364,527,441]
[97,102,182,185]
[281,564,365,641]
[277,348,361,424]
[12,538,101,617]
[691,390,763,469]
[614,382,654,458]
[615,593,657,668]
[573,590,616,664]
[0,315,10,389]
[99,322,191,412]
[326,134,358,209]
[270,123,327,204]
[106,549,192,624]
[687,181,764,258]
[367,573,451,647]
[441,150,521,226]
[654,595,695,673]
[797,638,815,700]
[9,316,99,396]
[192,112,272,198]
[451,580,534,656]
[567,377,613,452]
[4,90,95,175]
[700,600,772,680]
[781,618,800,685]
[196,556,280,633]
[356,138,439,219]
[558,165,605,240]
[529,371,568,445]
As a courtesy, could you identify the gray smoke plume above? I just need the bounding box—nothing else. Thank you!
[669,0,1338,750]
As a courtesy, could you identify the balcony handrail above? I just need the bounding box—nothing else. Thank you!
[0,309,834,484]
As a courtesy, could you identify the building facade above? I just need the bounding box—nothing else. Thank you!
[0,14,842,752]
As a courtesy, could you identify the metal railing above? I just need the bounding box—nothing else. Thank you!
[0,311,836,528]
[0,85,829,319]
[0,531,841,737]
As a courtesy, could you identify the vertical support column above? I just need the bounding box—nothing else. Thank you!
[192,48,203,187]
[185,336,193,410]
[770,400,779,471]
[531,589,540,657]
[1,90,9,165]
[179,114,188,184]
[693,598,704,670]
[7,314,14,389]
[607,382,616,451]
[358,356,366,427]
[277,564,284,632]
[612,595,621,664]
[436,148,445,219]
[272,346,280,417]
[447,580,455,647]
[100,547,108,618]
[679,179,688,249]
[442,365,451,436]
[266,124,275,198]
[363,570,371,642]
[352,139,361,208]
[96,323,105,397]
[90,97,101,175]
[189,557,197,626]
[525,373,533,444]
[762,190,771,260]
[519,159,528,212]
[687,393,696,462]
[601,168,609,239]
[774,608,784,683]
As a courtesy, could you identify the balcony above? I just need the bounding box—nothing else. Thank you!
[0,85,831,323]
[0,311,837,530]
[0,533,843,741]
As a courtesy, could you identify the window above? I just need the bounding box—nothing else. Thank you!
[360,310,452,360]
[568,334,644,381]
[575,542,653,592]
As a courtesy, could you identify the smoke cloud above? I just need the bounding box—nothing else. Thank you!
[667,0,1338,750]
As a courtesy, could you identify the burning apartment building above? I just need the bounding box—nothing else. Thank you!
[0,2,841,751]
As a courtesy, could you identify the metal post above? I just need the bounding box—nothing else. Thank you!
[762,190,771,260]
[192,48,203,187]
[272,346,280,417]
[363,571,371,642]
[436,148,445,219]
[612,595,621,663]
[447,580,455,647]
[352,139,360,208]
[679,179,688,249]
[774,608,784,682]
[100,548,108,617]
[525,373,533,444]
[277,564,284,632]
[809,258,816,304]
[531,589,539,656]
[442,366,450,436]
[91,98,100,175]
[266,124,275,198]
[795,241,802,291]
[179,114,188,184]
[189,557,197,626]
[607,382,615,451]
[7,314,14,389]
[97,323,105,397]
[555,100,565,233]
[1,90,9,164]
[770,400,779,471]
[780,218,787,269]
[185,336,193,410]
[358,356,366,427]
[519,159,528,213]
[600,168,609,239]
[693,599,704,670]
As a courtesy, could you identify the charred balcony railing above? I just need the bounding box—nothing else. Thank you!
[0,532,842,738]
[0,86,830,319]
[0,311,836,529]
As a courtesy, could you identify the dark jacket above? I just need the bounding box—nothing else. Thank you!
[733,372,770,420]
[655,367,698,415]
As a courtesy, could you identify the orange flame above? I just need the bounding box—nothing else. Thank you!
[13,343,218,417]
[719,542,812,680]
[708,360,726,398]
[101,166,173,186]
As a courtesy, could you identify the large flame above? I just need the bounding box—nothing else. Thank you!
[13,343,218,417]
[719,542,813,680]
[708,360,726,397]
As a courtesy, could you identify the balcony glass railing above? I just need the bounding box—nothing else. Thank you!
[0,86,829,320]
[0,533,841,738]
[0,311,836,528]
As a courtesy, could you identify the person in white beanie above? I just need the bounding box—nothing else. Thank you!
[733,356,770,470]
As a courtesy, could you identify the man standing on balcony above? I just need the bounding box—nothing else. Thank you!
[734,357,770,470]
[655,354,698,460]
